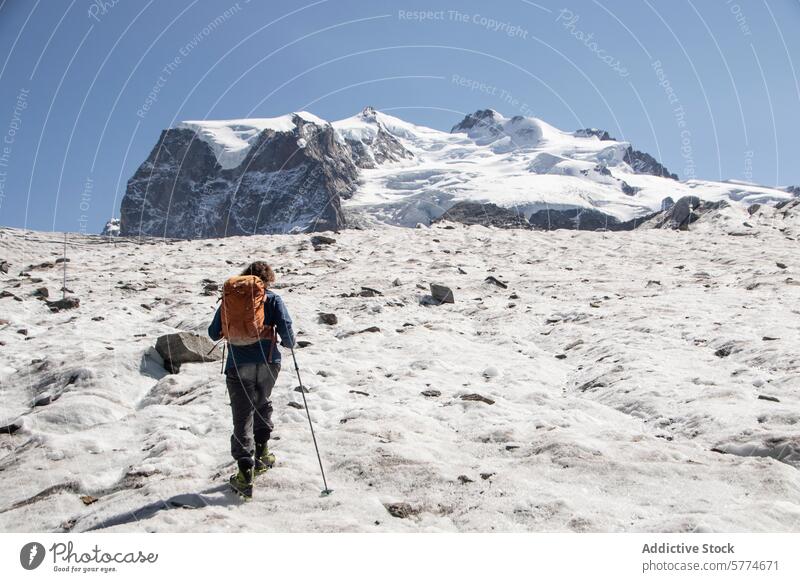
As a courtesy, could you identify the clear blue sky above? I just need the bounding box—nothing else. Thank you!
[0,0,798,233]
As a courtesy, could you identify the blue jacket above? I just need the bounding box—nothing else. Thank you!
[208,290,295,372]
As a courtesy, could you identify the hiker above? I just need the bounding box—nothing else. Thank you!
[208,261,295,499]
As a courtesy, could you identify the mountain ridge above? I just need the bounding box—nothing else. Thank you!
[117,107,796,238]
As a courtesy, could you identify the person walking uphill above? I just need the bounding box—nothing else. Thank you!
[208,261,295,499]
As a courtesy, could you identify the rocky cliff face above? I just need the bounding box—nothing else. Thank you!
[623,146,678,180]
[120,115,359,238]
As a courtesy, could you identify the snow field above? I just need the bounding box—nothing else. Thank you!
[0,219,798,532]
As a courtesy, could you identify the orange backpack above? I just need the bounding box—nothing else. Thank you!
[220,275,276,347]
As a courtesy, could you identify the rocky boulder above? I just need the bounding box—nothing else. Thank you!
[641,196,727,230]
[46,297,80,312]
[430,283,454,304]
[155,332,222,373]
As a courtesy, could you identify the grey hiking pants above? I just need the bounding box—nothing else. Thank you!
[226,362,281,466]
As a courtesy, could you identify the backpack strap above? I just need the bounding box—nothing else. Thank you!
[263,294,277,364]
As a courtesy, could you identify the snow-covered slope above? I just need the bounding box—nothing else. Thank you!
[337,108,794,227]
[120,107,796,237]
[2,213,799,532]
[177,111,327,170]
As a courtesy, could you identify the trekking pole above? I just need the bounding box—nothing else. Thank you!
[290,345,333,496]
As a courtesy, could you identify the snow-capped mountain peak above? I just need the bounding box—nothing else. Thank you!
[450,109,549,152]
[117,107,796,238]
[177,111,327,170]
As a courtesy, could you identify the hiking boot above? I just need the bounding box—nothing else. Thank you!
[229,463,253,499]
[254,442,276,476]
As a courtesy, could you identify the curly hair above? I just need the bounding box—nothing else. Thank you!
[240,261,276,287]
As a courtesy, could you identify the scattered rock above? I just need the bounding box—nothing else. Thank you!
[0,260,8,274]
[55,257,70,264]
[776,262,787,270]
[0,290,21,301]
[457,475,474,484]
[714,345,734,358]
[92,316,105,321]
[421,389,441,397]
[287,401,304,409]
[297,340,312,348]
[564,339,584,351]
[311,235,336,249]
[0,420,22,434]
[80,495,98,506]
[26,261,55,271]
[392,278,402,287]
[339,326,381,339]
[461,393,495,405]
[384,502,417,519]
[318,312,338,325]
[349,390,370,397]
[757,395,780,403]
[484,276,508,289]
[762,336,780,341]
[480,472,495,480]
[293,385,310,393]
[577,376,607,392]
[154,332,222,373]
[32,287,49,299]
[555,354,567,359]
[201,279,219,295]
[17,328,28,336]
[46,297,80,312]
[430,283,454,304]
[33,392,60,407]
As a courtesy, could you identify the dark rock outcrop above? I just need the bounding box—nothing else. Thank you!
[434,201,531,229]
[623,146,678,180]
[451,109,502,134]
[574,127,677,179]
[528,207,659,232]
[574,128,613,140]
[530,207,612,231]
[120,115,359,238]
